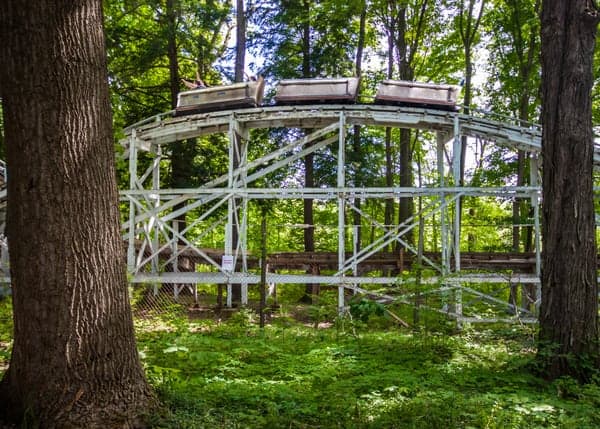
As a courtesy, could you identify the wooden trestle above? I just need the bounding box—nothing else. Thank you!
[118,103,600,323]
[137,243,541,273]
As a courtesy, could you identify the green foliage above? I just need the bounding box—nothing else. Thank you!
[483,0,541,121]
[135,314,600,428]
[105,0,231,125]
[250,0,364,79]
[0,297,13,374]
[462,197,514,251]
[2,299,599,427]
[349,297,385,323]
[534,338,600,384]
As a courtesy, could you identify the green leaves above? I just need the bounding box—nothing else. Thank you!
[349,297,386,322]
[163,345,190,354]
[131,312,600,428]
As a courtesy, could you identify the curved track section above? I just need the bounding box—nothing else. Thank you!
[122,104,544,156]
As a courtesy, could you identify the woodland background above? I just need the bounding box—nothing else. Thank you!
[1,0,600,427]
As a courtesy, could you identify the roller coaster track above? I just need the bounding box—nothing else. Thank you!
[0,104,600,320]
[123,104,546,157]
[116,103,560,323]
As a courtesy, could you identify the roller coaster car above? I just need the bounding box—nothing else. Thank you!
[375,80,460,110]
[274,77,360,104]
[175,76,265,115]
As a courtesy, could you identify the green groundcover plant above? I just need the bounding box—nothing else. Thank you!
[1,299,599,428]
[135,306,599,429]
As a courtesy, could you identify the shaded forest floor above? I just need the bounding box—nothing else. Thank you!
[1,297,600,428]
[134,298,600,429]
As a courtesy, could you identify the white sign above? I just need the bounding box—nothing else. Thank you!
[222,254,234,271]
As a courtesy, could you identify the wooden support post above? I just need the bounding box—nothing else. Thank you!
[260,212,267,328]
[127,132,138,274]
[337,112,346,314]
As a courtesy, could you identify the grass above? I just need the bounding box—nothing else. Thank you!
[137,308,600,429]
[0,298,599,428]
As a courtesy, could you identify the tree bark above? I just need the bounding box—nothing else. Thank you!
[397,129,414,247]
[235,0,246,83]
[165,0,198,296]
[390,0,430,252]
[499,0,539,310]
[300,0,320,302]
[351,2,367,253]
[0,0,155,426]
[166,0,180,110]
[538,0,599,381]
[457,0,485,184]
[384,21,395,254]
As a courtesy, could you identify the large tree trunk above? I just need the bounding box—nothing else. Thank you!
[0,1,155,426]
[538,0,599,381]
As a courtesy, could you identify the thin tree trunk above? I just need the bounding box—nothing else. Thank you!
[398,128,414,247]
[457,0,485,184]
[538,0,599,381]
[505,0,539,311]
[352,2,367,253]
[300,0,319,302]
[394,4,415,253]
[384,127,394,254]
[235,0,246,83]
[457,1,485,270]
[167,0,179,110]
[460,49,472,183]
[384,25,395,255]
[166,0,197,294]
[0,0,155,425]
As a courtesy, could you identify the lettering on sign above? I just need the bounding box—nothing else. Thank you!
[222,255,234,271]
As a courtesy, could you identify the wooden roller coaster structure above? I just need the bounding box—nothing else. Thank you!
[3,78,596,323]
[116,77,572,324]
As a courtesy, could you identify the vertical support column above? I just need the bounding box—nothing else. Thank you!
[452,116,462,272]
[171,220,179,298]
[437,131,452,313]
[151,145,161,276]
[240,135,249,306]
[127,131,138,274]
[352,224,358,292]
[436,132,449,276]
[152,145,161,296]
[452,116,462,318]
[530,154,542,313]
[337,113,346,314]
[225,116,236,308]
